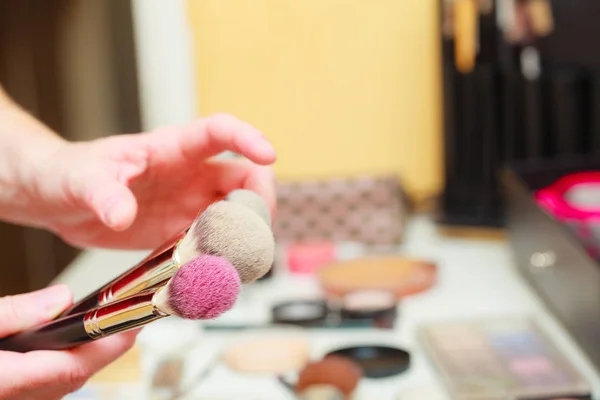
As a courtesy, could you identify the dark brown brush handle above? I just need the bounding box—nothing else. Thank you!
[0,313,90,352]
[57,290,101,319]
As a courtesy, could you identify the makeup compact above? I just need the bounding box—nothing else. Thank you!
[269,290,399,330]
[294,355,363,400]
[338,289,398,329]
[418,317,592,400]
[222,329,310,375]
[317,257,437,299]
[325,345,411,379]
[271,300,330,327]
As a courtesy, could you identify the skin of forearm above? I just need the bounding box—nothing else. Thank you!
[0,84,15,110]
[0,85,66,220]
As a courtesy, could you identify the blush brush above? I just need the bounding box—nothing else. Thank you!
[0,255,240,353]
[58,189,274,317]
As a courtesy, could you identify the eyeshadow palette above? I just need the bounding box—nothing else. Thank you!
[418,318,592,400]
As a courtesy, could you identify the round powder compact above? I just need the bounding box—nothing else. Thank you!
[317,257,437,299]
[340,289,398,329]
[296,355,363,400]
[326,345,411,378]
[223,330,310,374]
[342,289,396,312]
[271,299,330,327]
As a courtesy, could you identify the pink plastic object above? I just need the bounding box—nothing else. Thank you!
[535,171,600,259]
[535,171,600,218]
[286,241,336,275]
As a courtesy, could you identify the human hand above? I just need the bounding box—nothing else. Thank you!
[0,285,137,400]
[8,113,276,249]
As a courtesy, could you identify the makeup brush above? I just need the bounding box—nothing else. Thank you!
[225,189,272,226]
[188,199,274,283]
[295,355,363,400]
[59,193,274,317]
[0,255,240,353]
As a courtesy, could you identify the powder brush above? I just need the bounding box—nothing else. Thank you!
[58,189,274,317]
[0,255,240,353]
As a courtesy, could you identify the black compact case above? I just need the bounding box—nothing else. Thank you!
[502,157,600,372]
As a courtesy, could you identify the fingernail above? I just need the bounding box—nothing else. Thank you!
[101,192,136,231]
[102,207,116,228]
[101,196,120,227]
[103,202,127,231]
[37,285,72,318]
[103,205,132,232]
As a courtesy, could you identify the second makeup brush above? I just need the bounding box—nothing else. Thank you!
[0,255,240,353]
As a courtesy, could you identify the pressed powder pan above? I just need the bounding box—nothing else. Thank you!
[317,257,437,299]
[339,289,398,329]
[341,289,396,315]
[271,300,330,327]
[326,345,411,378]
[271,291,399,329]
[222,328,310,374]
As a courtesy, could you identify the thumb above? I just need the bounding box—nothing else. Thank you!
[80,178,138,232]
[0,285,72,338]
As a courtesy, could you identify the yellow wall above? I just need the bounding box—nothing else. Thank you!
[187,0,442,200]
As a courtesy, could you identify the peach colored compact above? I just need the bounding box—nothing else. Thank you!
[222,331,310,374]
[317,257,437,299]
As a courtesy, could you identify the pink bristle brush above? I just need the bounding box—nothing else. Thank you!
[0,255,240,353]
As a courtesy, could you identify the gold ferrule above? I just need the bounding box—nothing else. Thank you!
[84,288,168,339]
[98,229,188,304]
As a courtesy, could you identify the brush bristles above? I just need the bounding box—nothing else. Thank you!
[155,255,241,320]
[178,200,275,283]
[225,189,271,226]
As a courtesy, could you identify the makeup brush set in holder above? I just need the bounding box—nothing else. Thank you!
[439,0,600,228]
[0,189,275,353]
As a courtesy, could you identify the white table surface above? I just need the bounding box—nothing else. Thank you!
[57,215,600,400]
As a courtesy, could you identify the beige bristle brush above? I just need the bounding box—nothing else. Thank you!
[58,189,275,317]
[225,188,272,226]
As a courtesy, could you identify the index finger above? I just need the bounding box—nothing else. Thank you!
[201,158,277,219]
[149,113,277,166]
